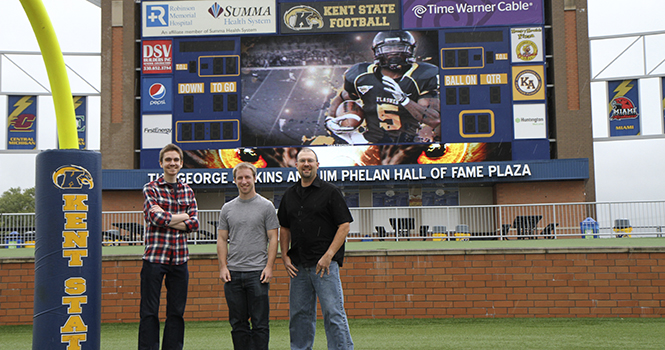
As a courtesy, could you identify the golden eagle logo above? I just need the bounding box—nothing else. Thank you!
[52,165,94,190]
[283,6,323,31]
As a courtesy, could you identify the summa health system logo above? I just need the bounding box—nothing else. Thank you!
[283,5,323,31]
[149,83,167,105]
[209,2,223,18]
[52,165,94,190]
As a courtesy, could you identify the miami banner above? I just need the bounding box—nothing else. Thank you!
[608,80,640,137]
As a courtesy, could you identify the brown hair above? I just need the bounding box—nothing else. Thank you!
[159,143,184,163]
[233,162,257,179]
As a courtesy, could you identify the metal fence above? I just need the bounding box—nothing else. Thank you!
[347,201,665,241]
[1,201,664,247]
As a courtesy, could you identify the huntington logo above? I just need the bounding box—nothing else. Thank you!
[283,5,323,31]
[52,165,95,190]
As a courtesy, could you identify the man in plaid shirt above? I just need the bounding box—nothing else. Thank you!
[139,143,199,350]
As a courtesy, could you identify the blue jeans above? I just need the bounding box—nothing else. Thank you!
[224,270,270,350]
[289,262,353,350]
[139,260,189,350]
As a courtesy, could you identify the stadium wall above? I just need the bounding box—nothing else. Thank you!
[2,248,664,325]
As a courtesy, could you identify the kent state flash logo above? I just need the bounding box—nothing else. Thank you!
[52,165,94,190]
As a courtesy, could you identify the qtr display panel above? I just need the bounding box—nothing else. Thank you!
[438,26,546,144]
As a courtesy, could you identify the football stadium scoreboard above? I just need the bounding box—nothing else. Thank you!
[140,0,547,167]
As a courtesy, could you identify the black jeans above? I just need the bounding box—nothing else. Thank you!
[138,260,189,350]
[224,270,270,350]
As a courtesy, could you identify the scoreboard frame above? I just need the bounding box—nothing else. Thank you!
[139,0,548,169]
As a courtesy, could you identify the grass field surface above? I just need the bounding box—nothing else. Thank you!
[2,318,664,349]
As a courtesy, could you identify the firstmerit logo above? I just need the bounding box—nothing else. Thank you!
[146,5,168,27]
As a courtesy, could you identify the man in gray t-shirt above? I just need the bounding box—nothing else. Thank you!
[217,162,279,350]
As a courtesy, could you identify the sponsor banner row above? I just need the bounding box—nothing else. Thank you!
[142,0,544,37]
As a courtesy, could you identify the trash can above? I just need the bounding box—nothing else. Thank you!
[580,217,598,238]
[5,231,23,248]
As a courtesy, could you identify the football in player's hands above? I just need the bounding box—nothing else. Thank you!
[335,100,365,128]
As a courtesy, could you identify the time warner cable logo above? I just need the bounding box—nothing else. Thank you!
[412,5,428,18]
[146,5,169,27]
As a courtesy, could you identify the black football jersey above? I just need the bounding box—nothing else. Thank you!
[343,62,439,143]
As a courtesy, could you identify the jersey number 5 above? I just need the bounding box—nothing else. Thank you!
[378,104,401,131]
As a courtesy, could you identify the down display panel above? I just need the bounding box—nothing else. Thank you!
[172,37,241,150]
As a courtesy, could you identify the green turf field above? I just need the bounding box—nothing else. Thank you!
[2,318,664,349]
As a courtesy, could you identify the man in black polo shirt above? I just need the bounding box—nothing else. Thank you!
[278,148,354,350]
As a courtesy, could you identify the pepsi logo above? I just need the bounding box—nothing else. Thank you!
[149,83,166,100]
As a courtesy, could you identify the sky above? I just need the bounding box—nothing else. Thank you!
[0,0,100,195]
[1,0,664,202]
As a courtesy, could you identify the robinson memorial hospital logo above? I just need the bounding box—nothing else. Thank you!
[146,2,272,26]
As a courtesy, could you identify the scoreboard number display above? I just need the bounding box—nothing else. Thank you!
[439,26,546,143]
[142,36,242,151]
[439,28,510,142]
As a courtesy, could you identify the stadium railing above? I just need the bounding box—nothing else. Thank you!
[1,201,665,247]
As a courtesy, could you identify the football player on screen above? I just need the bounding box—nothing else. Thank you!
[326,31,441,144]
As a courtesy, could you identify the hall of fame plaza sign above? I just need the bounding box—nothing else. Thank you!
[134,159,589,189]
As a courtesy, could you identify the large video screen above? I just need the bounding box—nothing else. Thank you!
[240,30,440,147]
